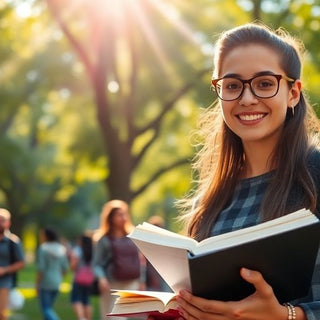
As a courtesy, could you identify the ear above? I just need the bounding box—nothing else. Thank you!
[288,79,302,107]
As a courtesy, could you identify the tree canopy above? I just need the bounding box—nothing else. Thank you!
[1,0,320,237]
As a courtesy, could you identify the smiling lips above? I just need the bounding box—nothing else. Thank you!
[237,113,267,122]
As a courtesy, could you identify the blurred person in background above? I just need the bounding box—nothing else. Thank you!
[36,228,69,320]
[70,233,94,320]
[0,208,25,320]
[93,199,142,320]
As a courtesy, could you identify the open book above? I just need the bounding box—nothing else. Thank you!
[110,290,179,319]
[109,208,320,318]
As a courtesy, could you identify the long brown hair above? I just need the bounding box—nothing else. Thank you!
[181,23,320,241]
[93,199,134,242]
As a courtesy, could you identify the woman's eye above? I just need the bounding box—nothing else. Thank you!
[254,76,277,90]
[259,80,274,87]
[225,82,241,90]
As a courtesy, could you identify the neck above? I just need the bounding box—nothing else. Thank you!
[111,229,126,238]
[242,140,276,178]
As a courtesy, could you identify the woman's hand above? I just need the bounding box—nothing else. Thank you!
[176,268,289,320]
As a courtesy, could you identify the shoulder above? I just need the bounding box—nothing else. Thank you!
[307,148,320,181]
[39,242,49,250]
[306,148,320,216]
[96,235,111,248]
[6,232,20,243]
[0,236,10,245]
[37,243,48,256]
[307,148,320,166]
[6,235,20,249]
[9,237,23,252]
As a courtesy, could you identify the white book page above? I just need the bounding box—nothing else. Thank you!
[129,223,198,252]
[111,298,178,314]
[193,208,317,255]
[131,238,192,293]
[130,209,315,256]
[111,300,168,314]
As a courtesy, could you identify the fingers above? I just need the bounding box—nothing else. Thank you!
[177,290,226,319]
[176,269,281,320]
[240,267,274,298]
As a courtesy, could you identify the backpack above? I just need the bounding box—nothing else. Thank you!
[108,235,141,281]
[74,264,95,286]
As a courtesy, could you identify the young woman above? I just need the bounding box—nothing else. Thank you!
[92,199,143,320]
[145,23,320,320]
[171,23,320,320]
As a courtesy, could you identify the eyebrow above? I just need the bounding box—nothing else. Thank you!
[221,70,277,79]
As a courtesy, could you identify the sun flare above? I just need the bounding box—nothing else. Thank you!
[53,0,198,71]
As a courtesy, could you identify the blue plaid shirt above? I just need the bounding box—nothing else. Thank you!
[209,158,320,320]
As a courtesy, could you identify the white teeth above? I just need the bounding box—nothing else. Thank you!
[238,114,264,121]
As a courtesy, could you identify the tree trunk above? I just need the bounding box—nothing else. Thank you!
[252,0,262,20]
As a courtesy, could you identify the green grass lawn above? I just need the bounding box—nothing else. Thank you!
[9,263,100,320]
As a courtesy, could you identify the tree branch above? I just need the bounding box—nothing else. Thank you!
[125,15,139,145]
[0,81,38,135]
[131,129,159,171]
[252,0,262,20]
[131,157,190,198]
[137,67,210,137]
[132,67,209,169]
[46,0,95,82]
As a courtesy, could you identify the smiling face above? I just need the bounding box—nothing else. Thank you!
[218,44,301,147]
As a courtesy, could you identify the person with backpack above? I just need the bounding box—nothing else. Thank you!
[70,233,94,320]
[0,209,25,320]
[92,200,143,320]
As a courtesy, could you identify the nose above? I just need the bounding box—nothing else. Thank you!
[238,84,259,106]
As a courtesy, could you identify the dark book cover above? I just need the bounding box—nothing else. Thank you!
[188,222,320,303]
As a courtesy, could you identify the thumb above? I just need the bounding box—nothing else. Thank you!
[240,267,273,297]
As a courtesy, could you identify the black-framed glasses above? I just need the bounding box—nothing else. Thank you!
[211,74,295,101]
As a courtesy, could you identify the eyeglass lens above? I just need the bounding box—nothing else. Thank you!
[215,75,280,101]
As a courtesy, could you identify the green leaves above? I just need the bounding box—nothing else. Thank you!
[2,0,320,236]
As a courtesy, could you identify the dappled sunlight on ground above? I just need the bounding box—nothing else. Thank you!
[60,282,72,293]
